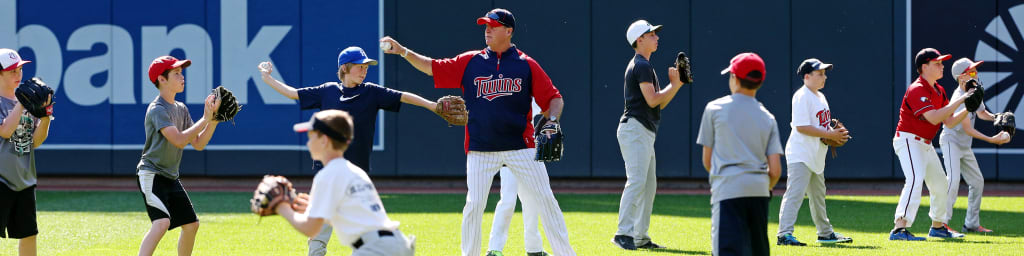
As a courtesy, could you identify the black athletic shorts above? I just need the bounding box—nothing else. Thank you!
[0,185,38,239]
[137,173,197,230]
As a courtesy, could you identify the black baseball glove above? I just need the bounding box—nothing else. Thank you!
[994,112,1015,137]
[964,79,984,113]
[212,86,241,122]
[534,115,563,162]
[15,77,54,118]
[676,51,693,84]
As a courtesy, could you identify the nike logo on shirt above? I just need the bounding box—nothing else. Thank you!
[339,94,360,102]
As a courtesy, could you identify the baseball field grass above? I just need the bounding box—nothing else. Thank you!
[2,191,1022,255]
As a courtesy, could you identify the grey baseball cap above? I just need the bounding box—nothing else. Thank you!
[951,58,983,78]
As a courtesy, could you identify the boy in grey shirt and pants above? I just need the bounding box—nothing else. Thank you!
[697,52,782,256]
[136,56,221,256]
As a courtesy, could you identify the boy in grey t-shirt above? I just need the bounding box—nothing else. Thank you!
[0,48,51,256]
[136,56,221,256]
[697,52,782,256]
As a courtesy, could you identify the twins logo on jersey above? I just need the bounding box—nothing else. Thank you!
[816,109,831,129]
[474,74,523,101]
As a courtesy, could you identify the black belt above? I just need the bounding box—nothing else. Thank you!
[352,230,394,249]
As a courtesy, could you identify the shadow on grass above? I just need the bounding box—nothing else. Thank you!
[643,248,709,255]
[36,191,1024,239]
[819,243,881,250]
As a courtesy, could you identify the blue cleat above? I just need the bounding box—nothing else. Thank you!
[890,228,926,241]
[777,233,807,246]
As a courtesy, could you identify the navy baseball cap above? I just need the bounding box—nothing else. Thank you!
[477,8,515,29]
[913,48,951,72]
[337,46,378,68]
[797,58,833,77]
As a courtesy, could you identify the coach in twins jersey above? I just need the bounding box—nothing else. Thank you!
[381,8,576,256]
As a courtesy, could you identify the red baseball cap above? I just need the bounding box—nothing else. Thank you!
[720,52,766,82]
[148,56,192,83]
[0,48,31,72]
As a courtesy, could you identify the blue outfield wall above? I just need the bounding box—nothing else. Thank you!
[8,0,1023,180]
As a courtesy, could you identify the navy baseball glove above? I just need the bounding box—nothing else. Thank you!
[15,77,54,118]
[964,79,984,113]
[534,115,563,162]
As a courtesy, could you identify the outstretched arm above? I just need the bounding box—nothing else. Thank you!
[400,92,438,112]
[381,37,435,76]
[258,62,299,100]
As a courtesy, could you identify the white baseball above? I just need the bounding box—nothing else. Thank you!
[999,132,1011,141]
[380,41,393,51]
[259,62,270,71]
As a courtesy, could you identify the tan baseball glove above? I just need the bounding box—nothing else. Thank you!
[820,118,847,158]
[249,175,297,217]
[435,95,468,126]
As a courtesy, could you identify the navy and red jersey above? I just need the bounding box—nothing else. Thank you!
[896,77,949,140]
[298,82,403,170]
[431,45,562,153]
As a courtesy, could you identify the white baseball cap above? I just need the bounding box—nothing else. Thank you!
[0,48,31,72]
[626,20,663,46]
[950,57,983,78]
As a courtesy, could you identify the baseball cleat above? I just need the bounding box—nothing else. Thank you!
[962,225,993,234]
[525,252,550,256]
[611,235,637,250]
[485,250,504,256]
[777,233,807,246]
[929,226,966,239]
[889,228,926,241]
[636,241,666,249]
[817,232,853,244]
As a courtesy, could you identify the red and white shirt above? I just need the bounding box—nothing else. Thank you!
[896,77,949,140]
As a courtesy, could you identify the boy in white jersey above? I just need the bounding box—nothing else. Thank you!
[939,58,1010,234]
[776,58,852,246]
[275,109,414,256]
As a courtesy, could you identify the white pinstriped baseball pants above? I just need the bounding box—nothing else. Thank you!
[893,133,950,226]
[463,148,575,256]
[488,168,544,253]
